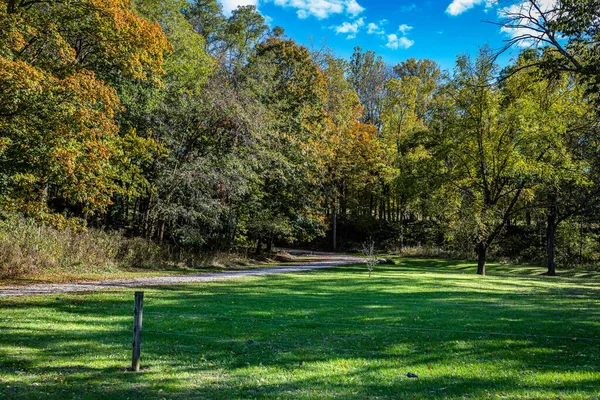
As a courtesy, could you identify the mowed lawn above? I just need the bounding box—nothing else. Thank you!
[1,259,599,399]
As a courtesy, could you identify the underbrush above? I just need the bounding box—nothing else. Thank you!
[0,213,253,280]
[392,245,469,260]
[393,245,533,266]
[393,245,600,271]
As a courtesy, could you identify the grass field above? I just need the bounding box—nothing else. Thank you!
[1,258,599,399]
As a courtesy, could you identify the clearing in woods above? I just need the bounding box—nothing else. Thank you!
[0,258,599,399]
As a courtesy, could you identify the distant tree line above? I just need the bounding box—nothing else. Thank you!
[0,0,598,274]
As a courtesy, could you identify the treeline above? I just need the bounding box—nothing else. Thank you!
[1,0,599,275]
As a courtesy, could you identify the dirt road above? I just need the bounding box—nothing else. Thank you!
[0,253,363,297]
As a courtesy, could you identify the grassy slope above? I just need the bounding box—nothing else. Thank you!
[0,258,599,399]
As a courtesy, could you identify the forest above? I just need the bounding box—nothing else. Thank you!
[1,0,599,276]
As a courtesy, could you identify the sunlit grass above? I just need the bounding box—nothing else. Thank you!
[1,258,599,399]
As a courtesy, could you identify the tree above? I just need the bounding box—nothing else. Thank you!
[380,59,442,249]
[320,54,360,250]
[502,50,597,275]
[223,5,268,77]
[0,0,170,226]
[433,48,539,275]
[348,46,390,128]
[185,0,227,54]
[242,38,329,250]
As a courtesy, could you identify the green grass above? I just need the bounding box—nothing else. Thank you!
[1,258,600,399]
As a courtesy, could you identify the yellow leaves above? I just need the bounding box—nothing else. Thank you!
[91,1,172,81]
[0,0,173,227]
[0,137,10,153]
[406,145,432,162]
[12,173,39,185]
[0,12,29,54]
[0,58,45,93]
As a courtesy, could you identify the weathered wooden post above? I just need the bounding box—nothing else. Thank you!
[132,291,144,372]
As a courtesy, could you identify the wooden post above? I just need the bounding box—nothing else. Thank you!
[132,291,144,372]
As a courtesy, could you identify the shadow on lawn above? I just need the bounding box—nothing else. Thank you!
[1,263,599,399]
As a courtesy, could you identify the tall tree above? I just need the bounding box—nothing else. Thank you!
[502,50,597,275]
[243,38,329,251]
[380,59,442,248]
[433,48,539,275]
[348,46,390,128]
[320,54,363,249]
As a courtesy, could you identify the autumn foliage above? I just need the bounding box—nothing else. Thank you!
[0,0,170,226]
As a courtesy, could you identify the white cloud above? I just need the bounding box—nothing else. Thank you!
[220,0,259,15]
[386,33,414,49]
[399,36,414,48]
[445,0,484,16]
[333,17,365,38]
[498,0,557,47]
[272,0,365,19]
[445,0,495,16]
[367,22,383,35]
[346,0,365,17]
[398,24,413,34]
[367,20,386,35]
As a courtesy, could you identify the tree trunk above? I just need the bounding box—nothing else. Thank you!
[400,219,404,251]
[579,219,583,265]
[266,233,274,254]
[546,192,558,276]
[158,219,165,244]
[255,238,262,255]
[340,181,347,218]
[477,241,487,275]
[332,202,337,251]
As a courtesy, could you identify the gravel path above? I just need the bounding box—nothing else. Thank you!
[0,254,363,297]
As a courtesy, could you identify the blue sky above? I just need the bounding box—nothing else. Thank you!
[217,0,536,71]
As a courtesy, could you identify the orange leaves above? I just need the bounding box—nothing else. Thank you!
[85,0,172,80]
[2,0,171,82]
[0,58,45,100]
[0,12,29,54]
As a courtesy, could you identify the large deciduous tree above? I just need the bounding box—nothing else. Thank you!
[503,50,597,275]
[433,48,539,275]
